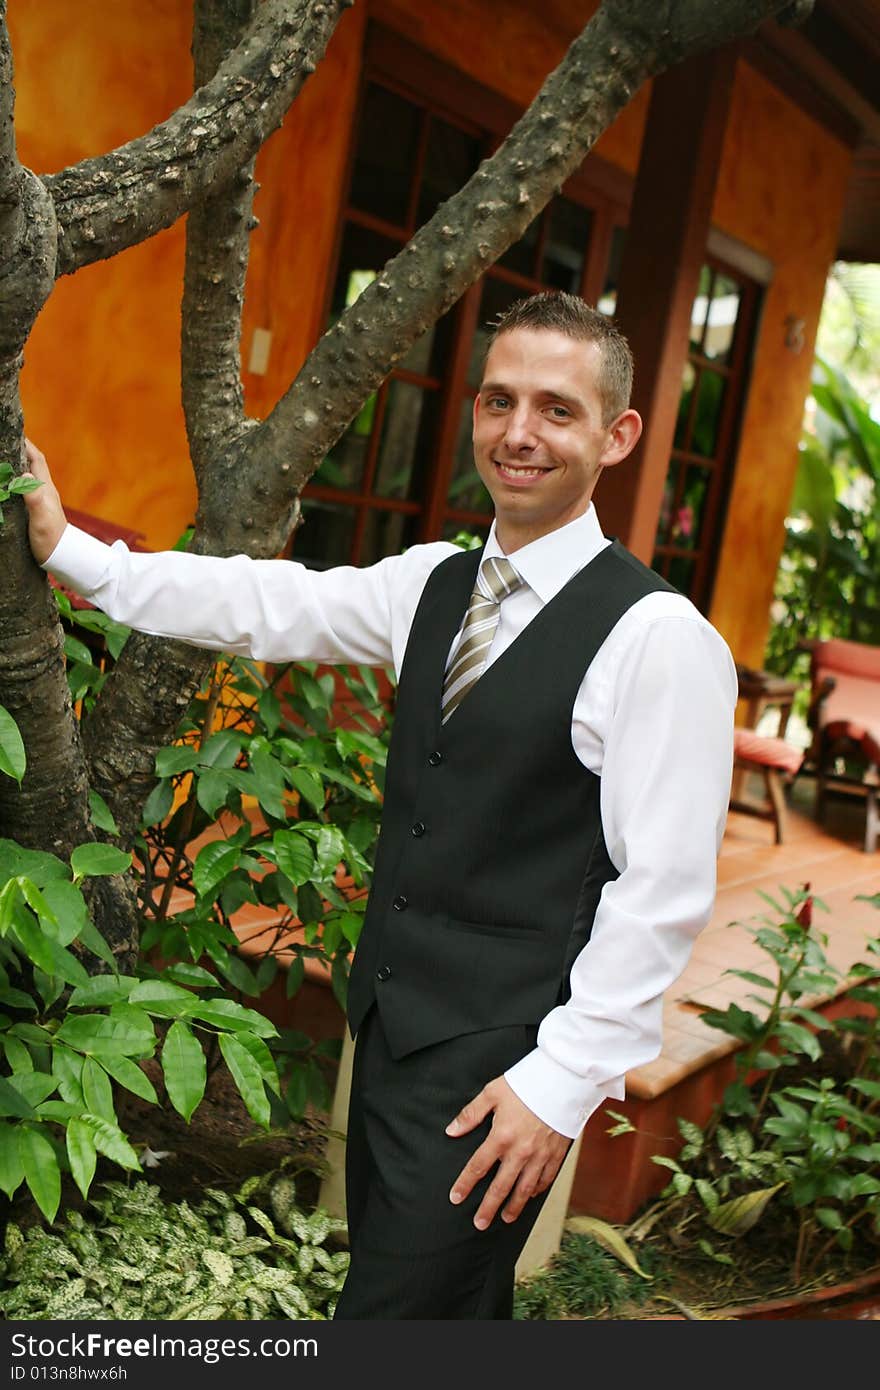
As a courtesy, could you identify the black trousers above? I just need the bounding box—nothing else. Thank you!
[333,1006,557,1320]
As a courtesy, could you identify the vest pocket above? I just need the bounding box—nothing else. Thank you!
[443,917,543,940]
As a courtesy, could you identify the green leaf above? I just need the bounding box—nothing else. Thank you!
[272,830,316,886]
[56,1011,155,1058]
[5,1072,56,1107]
[40,880,89,946]
[64,633,95,666]
[155,744,199,777]
[98,1054,158,1104]
[161,1020,206,1123]
[8,910,62,978]
[140,778,175,827]
[82,1058,116,1122]
[0,1120,25,1197]
[164,962,219,989]
[219,1033,270,1129]
[195,767,233,817]
[87,790,119,835]
[70,843,132,881]
[68,975,136,1009]
[315,826,346,880]
[0,1074,37,1118]
[233,1031,282,1098]
[707,1185,785,1236]
[0,705,26,784]
[66,1117,97,1200]
[19,1126,61,1221]
[288,766,326,811]
[191,998,277,1037]
[79,1112,140,1170]
[0,839,69,887]
[52,1046,85,1106]
[193,841,241,901]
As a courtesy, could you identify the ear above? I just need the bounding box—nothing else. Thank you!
[599,409,642,468]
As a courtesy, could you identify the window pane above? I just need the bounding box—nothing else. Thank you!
[667,554,696,596]
[330,223,400,319]
[674,362,696,451]
[689,265,713,352]
[674,467,712,550]
[349,84,420,227]
[691,370,726,458]
[655,458,680,548]
[598,226,626,317]
[447,396,492,513]
[466,277,530,389]
[399,309,455,378]
[313,400,375,492]
[705,273,742,364]
[293,500,357,568]
[498,211,541,278]
[417,116,482,228]
[541,197,591,293]
[373,380,438,501]
[359,509,420,565]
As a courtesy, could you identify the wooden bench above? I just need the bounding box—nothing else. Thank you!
[730,726,804,844]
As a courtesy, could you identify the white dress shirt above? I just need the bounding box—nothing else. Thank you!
[44,505,737,1139]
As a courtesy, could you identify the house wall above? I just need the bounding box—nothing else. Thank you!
[12,2,852,672]
[707,63,851,666]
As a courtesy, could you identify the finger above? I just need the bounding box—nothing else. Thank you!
[449,1134,501,1206]
[24,439,48,476]
[500,1159,546,1224]
[471,1157,521,1231]
[445,1087,492,1138]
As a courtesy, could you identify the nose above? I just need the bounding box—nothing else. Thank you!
[502,404,538,453]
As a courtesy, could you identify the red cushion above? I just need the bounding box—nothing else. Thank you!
[734,727,803,774]
[815,638,880,682]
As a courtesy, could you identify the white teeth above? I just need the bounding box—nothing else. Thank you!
[496,463,546,479]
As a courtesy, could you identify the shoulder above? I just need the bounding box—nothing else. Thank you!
[599,588,738,702]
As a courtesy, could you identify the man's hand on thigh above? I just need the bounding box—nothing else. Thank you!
[446,1076,570,1230]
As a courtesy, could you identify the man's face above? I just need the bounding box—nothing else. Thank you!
[472,327,637,552]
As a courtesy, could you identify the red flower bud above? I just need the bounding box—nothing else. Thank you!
[795,885,812,928]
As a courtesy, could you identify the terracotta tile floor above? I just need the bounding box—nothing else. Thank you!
[629,776,880,1101]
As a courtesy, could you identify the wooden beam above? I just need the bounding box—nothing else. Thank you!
[596,46,737,560]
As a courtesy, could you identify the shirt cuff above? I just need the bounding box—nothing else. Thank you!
[504,1047,626,1139]
[42,524,116,595]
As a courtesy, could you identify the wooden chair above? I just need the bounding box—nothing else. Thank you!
[799,637,880,853]
[730,727,804,844]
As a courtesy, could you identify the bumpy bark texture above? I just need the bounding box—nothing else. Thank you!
[0,0,812,949]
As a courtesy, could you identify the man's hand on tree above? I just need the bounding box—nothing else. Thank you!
[446,1075,571,1229]
[21,439,68,564]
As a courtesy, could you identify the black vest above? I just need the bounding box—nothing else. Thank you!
[346,540,673,1058]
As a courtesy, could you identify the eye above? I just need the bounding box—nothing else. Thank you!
[486,394,511,410]
[547,404,571,419]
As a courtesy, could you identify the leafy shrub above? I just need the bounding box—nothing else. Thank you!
[0,1173,349,1320]
[513,1233,661,1319]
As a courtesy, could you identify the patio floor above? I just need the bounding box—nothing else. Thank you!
[631,775,880,1104]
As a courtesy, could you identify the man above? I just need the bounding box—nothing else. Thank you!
[24,292,737,1319]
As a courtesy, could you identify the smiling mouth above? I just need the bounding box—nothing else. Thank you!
[494,461,551,482]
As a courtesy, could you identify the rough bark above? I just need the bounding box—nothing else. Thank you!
[43,0,352,278]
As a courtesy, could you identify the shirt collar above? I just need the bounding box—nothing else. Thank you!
[482,505,610,604]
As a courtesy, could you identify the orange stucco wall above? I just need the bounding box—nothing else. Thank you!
[13,0,365,548]
[707,63,851,665]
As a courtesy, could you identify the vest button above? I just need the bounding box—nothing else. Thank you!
[376,965,392,982]
[392,895,408,911]
[428,750,443,766]
[411,821,425,837]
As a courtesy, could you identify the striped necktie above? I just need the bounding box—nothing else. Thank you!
[441,556,523,722]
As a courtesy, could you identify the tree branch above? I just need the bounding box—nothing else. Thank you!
[181,0,259,474]
[43,0,352,278]
[198,0,803,554]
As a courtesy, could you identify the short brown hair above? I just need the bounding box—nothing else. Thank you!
[486,291,633,425]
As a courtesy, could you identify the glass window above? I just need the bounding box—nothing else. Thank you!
[372,380,438,501]
[330,224,399,319]
[293,501,357,569]
[447,398,491,514]
[312,405,375,492]
[348,84,420,226]
[688,265,713,352]
[672,467,711,550]
[417,116,483,228]
[465,277,530,390]
[673,362,696,451]
[655,459,680,549]
[497,212,541,279]
[541,198,591,293]
[691,370,726,458]
[598,226,626,317]
[359,509,420,566]
[667,555,696,594]
[704,273,741,363]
